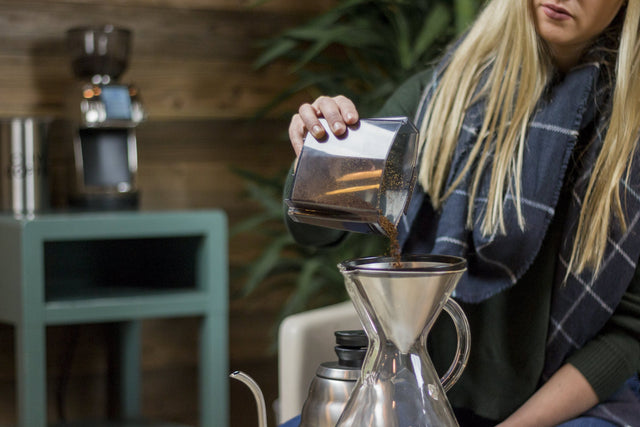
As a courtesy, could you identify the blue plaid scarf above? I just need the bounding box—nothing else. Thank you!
[399,61,640,424]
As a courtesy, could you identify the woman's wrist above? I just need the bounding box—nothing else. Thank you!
[496,364,598,427]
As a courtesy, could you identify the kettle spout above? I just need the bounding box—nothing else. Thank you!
[230,370,268,427]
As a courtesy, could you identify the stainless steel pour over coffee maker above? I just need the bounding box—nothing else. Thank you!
[337,254,470,427]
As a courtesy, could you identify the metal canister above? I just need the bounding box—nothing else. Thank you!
[0,118,50,215]
[299,330,367,427]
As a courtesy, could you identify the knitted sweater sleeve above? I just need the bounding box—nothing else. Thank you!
[567,264,640,400]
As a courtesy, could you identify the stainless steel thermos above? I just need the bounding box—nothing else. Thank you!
[0,118,50,215]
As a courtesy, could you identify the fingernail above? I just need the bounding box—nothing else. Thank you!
[312,125,323,136]
[346,113,354,122]
[333,122,343,132]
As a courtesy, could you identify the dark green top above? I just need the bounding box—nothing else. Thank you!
[284,70,640,422]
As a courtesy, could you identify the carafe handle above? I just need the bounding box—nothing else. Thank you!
[439,297,471,392]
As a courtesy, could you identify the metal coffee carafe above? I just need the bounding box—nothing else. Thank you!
[338,255,470,427]
[285,117,419,235]
[299,330,367,426]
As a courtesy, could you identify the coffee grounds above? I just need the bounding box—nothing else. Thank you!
[292,149,406,268]
[292,156,380,210]
[378,214,402,268]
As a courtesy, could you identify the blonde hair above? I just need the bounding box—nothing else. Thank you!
[418,0,640,276]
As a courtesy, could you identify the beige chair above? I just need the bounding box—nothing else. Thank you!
[275,301,361,424]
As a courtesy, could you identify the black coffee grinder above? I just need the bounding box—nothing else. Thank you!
[65,25,144,209]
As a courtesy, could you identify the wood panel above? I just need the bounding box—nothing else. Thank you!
[52,0,337,13]
[0,1,321,118]
[0,53,308,118]
[0,2,307,59]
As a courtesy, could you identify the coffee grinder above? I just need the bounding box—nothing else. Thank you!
[65,25,144,209]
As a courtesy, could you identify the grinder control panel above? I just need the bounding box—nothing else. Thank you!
[79,84,144,127]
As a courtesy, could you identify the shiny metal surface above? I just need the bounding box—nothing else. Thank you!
[299,363,360,427]
[316,362,362,381]
[0,118,50,216]
[229,371,268,427]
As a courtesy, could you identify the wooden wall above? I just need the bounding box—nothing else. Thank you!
[0,1,335,425]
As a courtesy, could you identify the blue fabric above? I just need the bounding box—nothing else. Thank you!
[401,62,621,305]
[400,63,603,303]
[278,415,301,427]
[276,410,629,426]
[585,375,640,426]
[557,417,618,427]
[276,378,640,427]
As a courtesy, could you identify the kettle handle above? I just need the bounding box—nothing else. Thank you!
[439,297,471,392]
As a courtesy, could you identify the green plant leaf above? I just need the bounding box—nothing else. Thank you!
[454,0,480,33]
[280,258,329,317]
[231,166,289,192]
[245,182,282,215]
[289,38,333,73]
[253,38,299,70]
[411,4,451,66]
[251,73,338,119]
[230,212,280,237]
[240,234,295,296]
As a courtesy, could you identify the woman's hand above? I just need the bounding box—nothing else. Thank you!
[289,95,360,156]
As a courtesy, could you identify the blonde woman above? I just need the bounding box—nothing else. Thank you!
[286,0,640,426]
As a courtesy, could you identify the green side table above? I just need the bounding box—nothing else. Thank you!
[0,210,228,427]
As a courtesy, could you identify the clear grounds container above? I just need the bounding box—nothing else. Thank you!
[285,117,419,235]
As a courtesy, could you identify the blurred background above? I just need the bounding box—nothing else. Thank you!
[0,0,480,425]
[0,0,331,425]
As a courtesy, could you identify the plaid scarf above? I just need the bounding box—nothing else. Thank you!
[399,61,640,424]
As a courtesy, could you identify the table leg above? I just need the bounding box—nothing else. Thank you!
[16,323,47,427]
[200,314,228,427]
[107,320,141,419]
